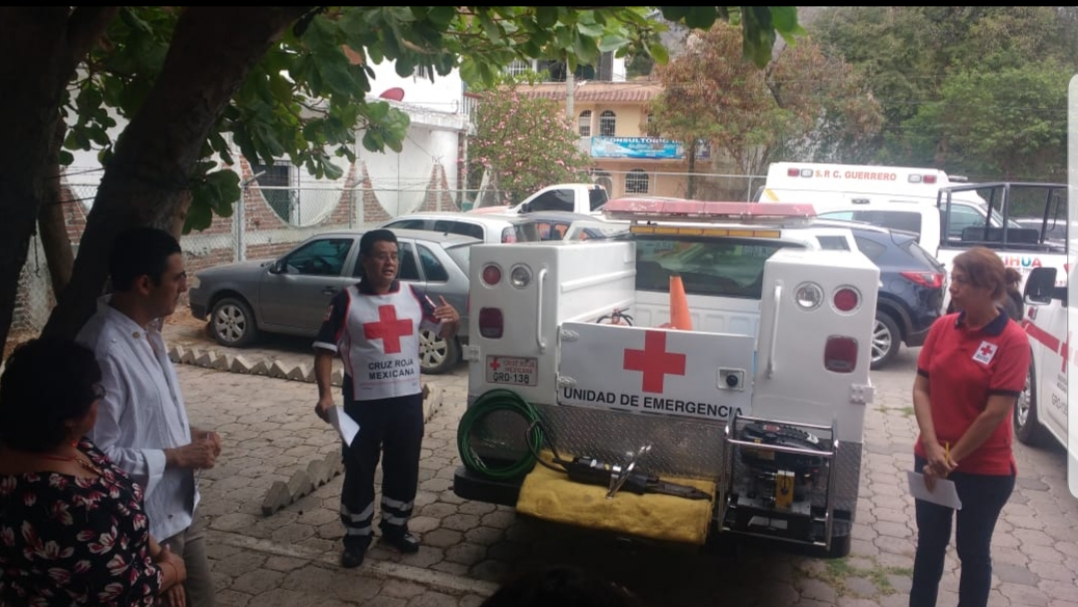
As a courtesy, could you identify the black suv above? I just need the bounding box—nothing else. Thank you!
[812,219,946,370]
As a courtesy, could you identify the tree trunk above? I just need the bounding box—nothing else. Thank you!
[39,120,75,298]
[0,7,117,354]
[42,6,310,340]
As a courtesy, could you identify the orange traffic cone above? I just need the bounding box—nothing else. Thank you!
[668,274,693,330]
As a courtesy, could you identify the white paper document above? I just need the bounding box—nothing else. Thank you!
[327,406,360,447]
[907,470,962,510]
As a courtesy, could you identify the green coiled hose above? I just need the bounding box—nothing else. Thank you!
[457,388,546,480]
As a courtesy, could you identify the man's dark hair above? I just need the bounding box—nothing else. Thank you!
[359,229,398,256]
[109,227,182,292]
[0,338,103,452]
[480,566,647,607]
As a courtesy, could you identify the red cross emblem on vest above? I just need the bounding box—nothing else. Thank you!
[363,305,414,354]
[623,330,687,393]
[972,340,998,365]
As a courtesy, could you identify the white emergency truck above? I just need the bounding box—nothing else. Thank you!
[1017,264,1072,451]
[757,163,1069,308]
[453,198,880,558]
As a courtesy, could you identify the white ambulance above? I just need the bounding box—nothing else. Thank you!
[453,198,881,558]
[757,163,1069,308]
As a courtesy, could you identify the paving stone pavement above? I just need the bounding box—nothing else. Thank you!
[167,320,1078,607]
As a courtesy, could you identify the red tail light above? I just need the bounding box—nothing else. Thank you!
[901,271,944,289]
[833,287,860,312]
[923,175,937,184]
[482,264,502,285]
[479,308,503,338]
[824,336,858,373]
[787,167,800,177]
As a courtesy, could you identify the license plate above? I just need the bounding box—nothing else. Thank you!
[485,356,538,387]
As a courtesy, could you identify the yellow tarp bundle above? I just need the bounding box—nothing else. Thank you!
[515,450,716,545]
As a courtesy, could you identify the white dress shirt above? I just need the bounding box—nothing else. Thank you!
[77,296,198,541]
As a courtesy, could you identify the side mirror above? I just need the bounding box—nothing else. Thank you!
[519,202,531,214]
[269,259,286,274]
[1023,267,1057,306]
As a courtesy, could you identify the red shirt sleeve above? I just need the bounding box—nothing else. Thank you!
[988,324,1032,396]
[916,316,946,378]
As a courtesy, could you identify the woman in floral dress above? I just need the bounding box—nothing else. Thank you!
[0,338,188,606]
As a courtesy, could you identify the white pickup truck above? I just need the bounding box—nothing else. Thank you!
[469,182,610,217]
[453,197,881,558]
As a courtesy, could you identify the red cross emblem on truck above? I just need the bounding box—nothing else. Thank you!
[623,330,687,393]
[363,305,414,354]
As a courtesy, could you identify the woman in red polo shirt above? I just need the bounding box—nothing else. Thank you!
[909,247,1031,607]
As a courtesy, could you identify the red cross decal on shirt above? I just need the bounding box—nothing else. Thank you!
[363,305,413,354]
[979,344,994,357]
[623,330,687,393]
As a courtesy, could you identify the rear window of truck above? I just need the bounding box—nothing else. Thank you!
[633,236,801,299]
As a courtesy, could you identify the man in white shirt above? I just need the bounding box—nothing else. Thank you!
[78,227,221,607]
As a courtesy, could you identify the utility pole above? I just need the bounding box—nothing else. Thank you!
[565,60,574,122]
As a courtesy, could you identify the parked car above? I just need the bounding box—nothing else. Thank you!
[809,219,947,369]
[187,229,480,374]
[379,211,540,244]
[525,210,629,241]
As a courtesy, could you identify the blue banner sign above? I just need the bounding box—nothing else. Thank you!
[590,136,684,160]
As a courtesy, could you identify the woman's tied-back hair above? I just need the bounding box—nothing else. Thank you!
[952,246,1009,302]
[0,338,103,453]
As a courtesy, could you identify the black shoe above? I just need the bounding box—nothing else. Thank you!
[380,528,420,553]
[340,545,366,568]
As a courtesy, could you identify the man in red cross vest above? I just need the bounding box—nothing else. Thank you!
[312,229,460,569]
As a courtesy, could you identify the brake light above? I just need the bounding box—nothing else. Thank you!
[482,264,502,286]
[833,287,861,312]
[824,336,858,373]
[901,271,944,289]
[908,174,938,184]
[923,175,937,184]
[478,308,503,338]
[502,227,516,243]
[787,167,800,177]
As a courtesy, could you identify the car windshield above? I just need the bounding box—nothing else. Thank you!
[634,236,800,299]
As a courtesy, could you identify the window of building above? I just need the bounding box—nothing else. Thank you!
[625,169,649,194]
[250,162,294,223]
[505,60,531,76]
[578,111,592,137]
[599,110,616,137]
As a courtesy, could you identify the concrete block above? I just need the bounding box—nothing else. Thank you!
[304,366,316,383]
[324,451,344,478]
[195,350,216,368]
[231,355,255,374]
[180,347,200,365]
[268,360,290,379]
[307,459,329,487]
[249,360,270,376]
[287,469,314,499]
[169,345,185,364]
[261,480,290,516]
[287,364,309,382]
[212,354,235,372]
[330,369,343,387]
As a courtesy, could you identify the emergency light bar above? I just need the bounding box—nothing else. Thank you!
[601,197,816,225]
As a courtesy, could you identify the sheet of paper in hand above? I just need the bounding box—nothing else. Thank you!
[328,405,360,447]
[907,470,962,510]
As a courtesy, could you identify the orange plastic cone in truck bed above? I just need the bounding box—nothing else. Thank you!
[667,274,693,330]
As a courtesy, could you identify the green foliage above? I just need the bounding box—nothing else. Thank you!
[469,78,593,203]
[810,6,1078,180]
[58,6,804,234]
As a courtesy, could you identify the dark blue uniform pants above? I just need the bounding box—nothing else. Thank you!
[909,455,1015,607]
[339,388,425,550]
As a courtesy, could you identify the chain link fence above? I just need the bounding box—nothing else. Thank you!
[8,170,763,355]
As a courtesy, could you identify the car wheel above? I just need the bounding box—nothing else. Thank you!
[1014,357,1049,447]
[419,329,460,375]
[210,296,258,348]
[870,311,901,370]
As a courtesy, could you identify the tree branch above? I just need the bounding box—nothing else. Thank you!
[64,6,120,72]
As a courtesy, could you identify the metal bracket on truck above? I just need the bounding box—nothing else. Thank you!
[453,197,880,558]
